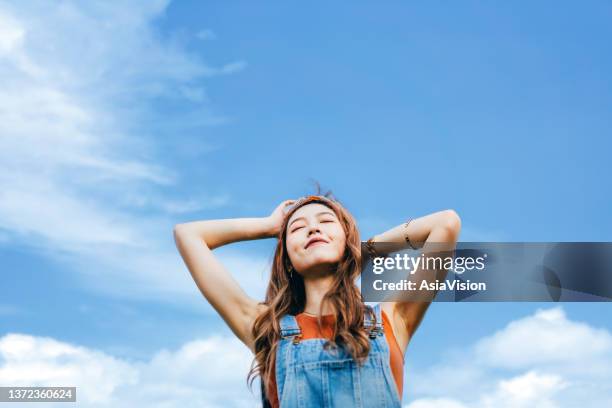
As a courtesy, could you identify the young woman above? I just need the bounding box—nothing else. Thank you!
[173,193,461,407]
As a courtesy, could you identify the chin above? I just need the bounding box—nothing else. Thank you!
[305,254,341,267]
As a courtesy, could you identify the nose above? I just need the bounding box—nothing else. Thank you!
[307,224,322,236]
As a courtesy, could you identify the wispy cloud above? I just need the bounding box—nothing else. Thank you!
[0,1,255,305]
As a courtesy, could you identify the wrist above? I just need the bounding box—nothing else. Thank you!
[261,217,279,238]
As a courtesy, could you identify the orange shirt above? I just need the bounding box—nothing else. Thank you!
[267,310,404,407]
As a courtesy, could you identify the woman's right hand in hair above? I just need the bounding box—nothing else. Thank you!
[173,199,295,354]
[174,205,295,354]
[266,199,296,237]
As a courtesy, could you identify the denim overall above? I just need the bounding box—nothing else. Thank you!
[271,303,401,407]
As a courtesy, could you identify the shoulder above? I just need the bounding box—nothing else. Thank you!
[380,302,394,322]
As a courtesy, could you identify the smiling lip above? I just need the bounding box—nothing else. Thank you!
[306,241,327,249]
[305,238,329,249]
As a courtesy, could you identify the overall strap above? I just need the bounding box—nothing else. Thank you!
[363,303,384,335]
[279,314,302,338]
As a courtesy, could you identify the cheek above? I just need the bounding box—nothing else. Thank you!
[331,228,347,250]
[285,236,302,257]
[338,237,347,253]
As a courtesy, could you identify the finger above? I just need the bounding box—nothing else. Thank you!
[282,200,295,212]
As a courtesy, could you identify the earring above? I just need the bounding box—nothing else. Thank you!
[288,265,294,279]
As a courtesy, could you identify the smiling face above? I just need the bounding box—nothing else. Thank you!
[285,202,347,277]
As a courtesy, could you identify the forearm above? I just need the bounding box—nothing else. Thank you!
[371,209,461,250]
[174,217,275,250]
[376,210,461,304]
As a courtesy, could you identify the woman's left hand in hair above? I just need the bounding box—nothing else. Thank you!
[373,209,462,355]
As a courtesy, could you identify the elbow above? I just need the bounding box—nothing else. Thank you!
[440,209,462,238]
[173,223,188,241]
[173,223,209,248]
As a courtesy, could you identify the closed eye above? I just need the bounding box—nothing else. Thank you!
[291,219,335,232]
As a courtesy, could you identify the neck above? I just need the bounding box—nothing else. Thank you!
[302,274,335,315]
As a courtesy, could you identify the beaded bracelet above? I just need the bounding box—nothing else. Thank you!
[365,236,379,258]
[403,219,417,249]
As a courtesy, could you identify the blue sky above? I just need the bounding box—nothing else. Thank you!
[0,1,611,407]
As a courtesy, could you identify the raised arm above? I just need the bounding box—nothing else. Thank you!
[173,200,295,353]
[372,209,461,354]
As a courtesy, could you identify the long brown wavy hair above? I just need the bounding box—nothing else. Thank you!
[247,187,378,402]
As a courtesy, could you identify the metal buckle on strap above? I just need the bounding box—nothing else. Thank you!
[370,326,385,339]
[292,334,302,345]
[368,327,380,339]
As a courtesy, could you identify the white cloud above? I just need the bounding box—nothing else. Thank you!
[0,332,260,408]
[405,398,468,408]
[406,371,567,408]
[0,9,24,54]
[482,371,567,408]
[405,307,612,407]
[474,307,612,369]
[2,308,611,408]
[0,1,257,306]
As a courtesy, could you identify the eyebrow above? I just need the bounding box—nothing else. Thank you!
[288,211,336,228]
